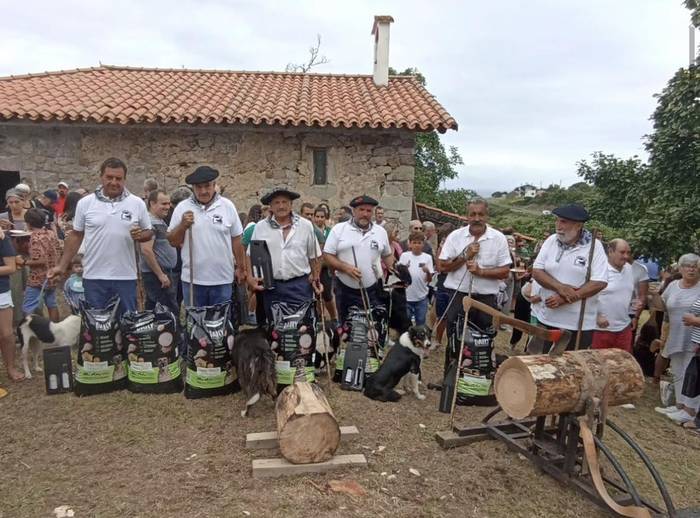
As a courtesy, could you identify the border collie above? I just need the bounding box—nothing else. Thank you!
[364,325,432,402]
[17,314,81,379]
[232,328,277,417]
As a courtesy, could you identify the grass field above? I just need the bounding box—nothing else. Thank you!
[1,330,699,518]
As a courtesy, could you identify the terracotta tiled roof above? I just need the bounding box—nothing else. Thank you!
[0,65,457,132]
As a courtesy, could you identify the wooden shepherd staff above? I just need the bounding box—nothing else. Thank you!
[132,225,144,311]
[574,228,597,350]
[187,228,194,307]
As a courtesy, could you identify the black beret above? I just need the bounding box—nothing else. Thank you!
[260,188,300,205]
[185,166,219,185]
[552,203,590,222]
[349,195,379,208]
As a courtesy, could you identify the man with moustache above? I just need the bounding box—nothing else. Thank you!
[248,189,322,322]
[323,195,393,323]
[438,199,512,334]
[532,204,608,351]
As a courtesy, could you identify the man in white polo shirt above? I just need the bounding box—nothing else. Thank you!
[247,188,321,321]
[48,157,153,317]
[323,195,393,322]
[167,166,246,307]
[532,204,608,351]
[438,199,512,330]
[592,239,639,352]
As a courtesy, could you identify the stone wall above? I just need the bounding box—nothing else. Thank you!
[0,123,416,230]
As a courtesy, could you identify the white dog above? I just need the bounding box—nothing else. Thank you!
[17,314,81,379]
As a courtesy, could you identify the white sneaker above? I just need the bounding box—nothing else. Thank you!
[655,405,679,415]
[669,410,694,424]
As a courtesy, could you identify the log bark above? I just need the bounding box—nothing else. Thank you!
[494,349,644,419]
[275,382,340,464]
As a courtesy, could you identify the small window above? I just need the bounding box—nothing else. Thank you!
[313,149,327,185]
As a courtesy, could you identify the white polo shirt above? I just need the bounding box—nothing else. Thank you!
[399,251,434,302]
[323,220,390,289]
[533,234,608,330]
[168,195,243,286]
[439,225,512,295]
[73,193,151,280]
[249,215,321,281]
[596,263,635,332]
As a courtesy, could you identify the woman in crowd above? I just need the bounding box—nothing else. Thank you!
[0,227,20,380]
[384,221,403,264]
[59,191,82,235]
[655,253,700,424]
[0,190,28,326]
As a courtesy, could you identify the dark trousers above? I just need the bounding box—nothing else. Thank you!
[83,278,137,319]
[541,324,593,352]
[335,281,382,323]
[262,275,313,324]
[510,290,532,346]
[142,271,179,316]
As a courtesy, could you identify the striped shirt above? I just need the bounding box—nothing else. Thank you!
[691,297,700,344]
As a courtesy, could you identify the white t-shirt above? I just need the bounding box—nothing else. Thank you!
[323,221,390,289]
[661,280,700,356]
[439,225,512,295]
[168,196,243,286]
[532,234,608,330]
[398,251,434,302]
[73,193,151,280]
[527,280,544,321]
[249,216,321,281]
[596,263,635,332]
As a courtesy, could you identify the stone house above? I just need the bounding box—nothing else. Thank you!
[0,17,456,228]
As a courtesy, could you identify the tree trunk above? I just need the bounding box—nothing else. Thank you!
[494,349,645,419]
[275,382,341,464]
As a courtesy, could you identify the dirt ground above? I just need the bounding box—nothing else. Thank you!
[1,328,699,518]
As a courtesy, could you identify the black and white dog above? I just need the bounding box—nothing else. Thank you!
[385,263,412,339]
[363,324,432,402]
[17,314,81,379]
[314,319,341,372]
[232,328,277,417]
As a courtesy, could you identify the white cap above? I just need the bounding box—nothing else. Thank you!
[58,181,69,188]
[14,183,31,194]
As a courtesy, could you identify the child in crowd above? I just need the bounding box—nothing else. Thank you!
[20,208,60,321]
[398,231,434,326]
[64,254,85,314]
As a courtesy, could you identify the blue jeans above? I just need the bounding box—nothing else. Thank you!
[23,286,57,314]
[83,278,137,318]
[142,271,179,316]
[407,297,429,326]
[182,282,232,308]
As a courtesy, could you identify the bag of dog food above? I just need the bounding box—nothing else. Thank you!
[74,297,127,396]
[450,316,497,406]
[334,305,388,386]
[270,300,317,386]
[184,302,237,399]
[122,304,183,394]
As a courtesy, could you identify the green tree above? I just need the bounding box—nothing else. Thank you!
[390,67,466,212]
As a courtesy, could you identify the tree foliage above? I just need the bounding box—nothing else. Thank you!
[576,66,700,262]
[389,67,466,213]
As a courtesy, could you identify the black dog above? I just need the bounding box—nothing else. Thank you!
[232,328,277,417]
[364,325,432,402]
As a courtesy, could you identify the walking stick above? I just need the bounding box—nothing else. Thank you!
[574,229,597,350]
[187,227,194,307]
[351,247,381,363]
[449,272,474,429]
[311,233,333,391]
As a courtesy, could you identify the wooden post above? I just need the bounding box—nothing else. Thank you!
[275,381,341,464]
[494,349,644,419]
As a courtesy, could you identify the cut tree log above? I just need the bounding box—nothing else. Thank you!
[494,348,644,419]
[275,381,341,464]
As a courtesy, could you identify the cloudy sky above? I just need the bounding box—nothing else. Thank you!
[1,1,692,194]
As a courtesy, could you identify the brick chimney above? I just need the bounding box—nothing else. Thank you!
[372,15,394,87]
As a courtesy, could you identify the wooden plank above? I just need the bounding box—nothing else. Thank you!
[436,430,491,449]
[246,425,359,450]
[252,454,367,478]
